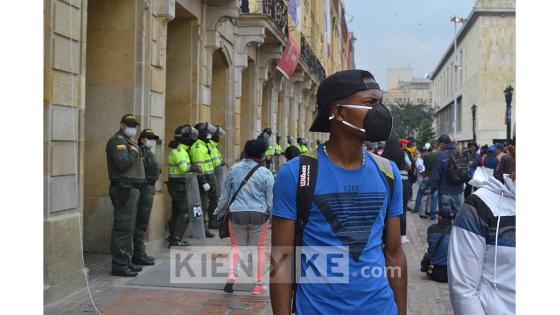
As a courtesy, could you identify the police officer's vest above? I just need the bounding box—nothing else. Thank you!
[189,139,214,174]
[168,143,191,178]
[297,144,309,154]
[275,143,282,155]
[106,131,145,181]
[208,140,223,168]
[265,145,275,157]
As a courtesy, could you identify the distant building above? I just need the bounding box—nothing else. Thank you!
[430,0,516,146]
[384,78,432,106]
[387,67,413,90]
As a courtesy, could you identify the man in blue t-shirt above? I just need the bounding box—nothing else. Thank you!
[270,70,407,315]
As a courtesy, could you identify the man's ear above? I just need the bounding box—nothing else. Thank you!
[331,104,344,122]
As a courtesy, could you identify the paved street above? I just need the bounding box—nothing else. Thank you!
[45,199,453,315]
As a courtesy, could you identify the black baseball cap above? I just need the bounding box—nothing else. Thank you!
[121,114,140,127]
[309,69,380,133]
[139,129,160,140]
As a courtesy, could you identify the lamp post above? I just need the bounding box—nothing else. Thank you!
[504,85,514,142]
[450,15,465,140]
[471,104,477,145]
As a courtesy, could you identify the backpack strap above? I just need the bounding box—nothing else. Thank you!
[366,152,395,245]
[293,152,318,313]
[368,152,394,197]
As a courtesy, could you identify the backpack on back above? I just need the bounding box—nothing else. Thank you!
[444,150,471,185]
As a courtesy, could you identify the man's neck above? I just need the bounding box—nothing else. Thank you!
[325,133,363,170]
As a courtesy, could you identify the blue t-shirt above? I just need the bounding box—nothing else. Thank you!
[272,144,403,315]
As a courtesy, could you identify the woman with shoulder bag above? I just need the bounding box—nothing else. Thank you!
[214,139,275,295]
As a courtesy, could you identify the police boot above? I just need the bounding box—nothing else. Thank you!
[205,224,215,238]
[168,238,191,248]
[111,269,138,277]
[128,264,143,272]
[132,256,155,266]
[205,229,215,238]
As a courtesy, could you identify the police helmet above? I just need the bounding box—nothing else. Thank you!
[174,124,198,141]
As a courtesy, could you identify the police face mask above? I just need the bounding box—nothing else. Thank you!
[124,127,137,138]
[146,139,156,150]
[329,103,392,142]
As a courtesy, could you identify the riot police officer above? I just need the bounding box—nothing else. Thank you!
[106,114,145,277]
[208,126,225,168]
[191,123,218,237]
[274,133,282,171]
[132,129,160,266]
[297,136,309,153]
[167,125,199,247]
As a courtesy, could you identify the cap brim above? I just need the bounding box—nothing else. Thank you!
[125,121,139,127]
[309,108,331,133]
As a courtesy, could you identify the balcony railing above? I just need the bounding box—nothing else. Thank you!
[301,35,326,82]
[240,0,288,37]
[240,1,326,82]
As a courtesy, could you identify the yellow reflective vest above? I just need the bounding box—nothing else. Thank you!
[208,140,223,168]
[189,139,214,174]
[168,143,191,177]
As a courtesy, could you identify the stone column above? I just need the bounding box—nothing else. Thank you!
[44,0,88,304]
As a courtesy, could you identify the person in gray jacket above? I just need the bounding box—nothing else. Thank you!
[214,139,274,295]
[448,172,516,315]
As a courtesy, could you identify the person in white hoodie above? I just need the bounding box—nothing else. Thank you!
[448,172,516,315]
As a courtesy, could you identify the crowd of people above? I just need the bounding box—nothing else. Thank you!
[105,69,516,314]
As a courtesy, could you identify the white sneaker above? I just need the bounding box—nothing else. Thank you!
[401,236,410,244]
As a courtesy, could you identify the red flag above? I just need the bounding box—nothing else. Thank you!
[276,33,301,79]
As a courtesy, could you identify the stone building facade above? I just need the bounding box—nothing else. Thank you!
[430,0,516,146]
[44,0,353,303]
[384,78,432,106]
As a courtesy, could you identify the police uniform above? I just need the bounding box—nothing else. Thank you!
[264,144,274,170]
[190,136,217,235]
[106,114,145,276]
[297,143,309,154]
[167,125,200,246]
[208,139,223,168]
[133,129,160,265]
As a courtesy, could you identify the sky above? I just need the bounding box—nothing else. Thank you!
[344,0,475,89]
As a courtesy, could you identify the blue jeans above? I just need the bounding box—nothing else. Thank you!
[439,193,462,216]
[414,177,438,219]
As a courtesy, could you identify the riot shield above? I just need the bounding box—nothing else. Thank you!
[214,165,228,200]
[184,173,206,240]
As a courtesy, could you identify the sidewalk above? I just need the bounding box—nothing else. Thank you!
[45,209,452,315]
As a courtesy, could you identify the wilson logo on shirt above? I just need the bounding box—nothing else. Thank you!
[314,192,386,261]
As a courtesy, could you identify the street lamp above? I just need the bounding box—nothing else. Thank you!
[471,104,477,145]
[450,15,465,140]
[504,85,514,142]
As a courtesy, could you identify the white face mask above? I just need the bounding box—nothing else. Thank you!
[124,127,137,138]
[206,134,212,140]
[146,139,156,150]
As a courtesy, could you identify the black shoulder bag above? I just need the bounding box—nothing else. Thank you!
[218,163,262,239]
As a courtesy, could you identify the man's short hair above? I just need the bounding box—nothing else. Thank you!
[245,139,267,159]
[436,135,451,145]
